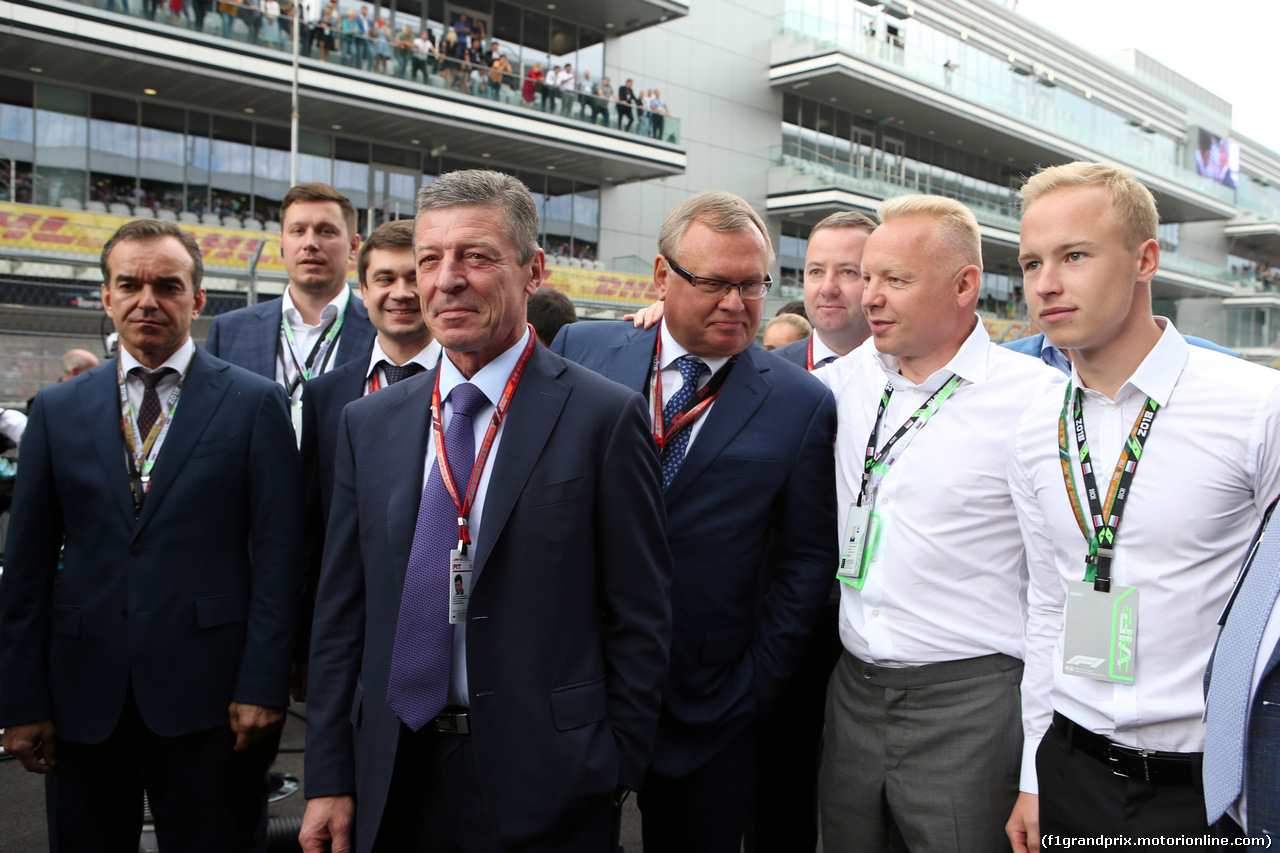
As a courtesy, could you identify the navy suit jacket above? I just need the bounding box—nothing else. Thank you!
[1206,503,1280,837]
[772,336,809,369]
[204,291,376,380]
[1003,331,1239,365]
[305,344,674,851]
[551,321,838,776]
[0,349,304,742]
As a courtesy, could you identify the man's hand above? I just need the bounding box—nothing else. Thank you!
[623,301,664,329]
[228,702,285,752]
[1006,791,1040,853]
[300,795,355,853]
[2,719,57,773]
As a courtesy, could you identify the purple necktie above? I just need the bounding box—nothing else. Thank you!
[134,367,174,437]
[387,382,488,731]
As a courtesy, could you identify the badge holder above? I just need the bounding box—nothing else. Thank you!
[449,547,473,624]
[837,501,880,589]
[1062,552,1138,684]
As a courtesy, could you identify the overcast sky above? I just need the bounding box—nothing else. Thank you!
[1015,0,1279,154]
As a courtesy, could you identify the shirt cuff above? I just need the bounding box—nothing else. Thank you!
[1020,734,1041,794]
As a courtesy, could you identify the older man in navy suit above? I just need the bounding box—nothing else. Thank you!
[0,219,303,852]
[300,170,673,852]
[552,190,838,853]
[205,183,375,433]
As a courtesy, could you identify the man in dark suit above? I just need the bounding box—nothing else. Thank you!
[551,190,838,853]
[294,219,440,700]
[1203,497,1280,839]
[204,182,375,434]
[300,170,673,853]
[0,219,303,852]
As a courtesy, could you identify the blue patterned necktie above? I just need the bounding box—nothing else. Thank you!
[1203,522,1280,823]
[381,361,424,386]
[660,355,707,491]
[386,382,488,731]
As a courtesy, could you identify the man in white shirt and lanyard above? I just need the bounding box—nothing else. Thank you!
[0,219,302,852]
[301,170,673,852]
[295,219,440,701]
[816,195,1060,852]
[205,183,375,440]
[1005,161,1280,852]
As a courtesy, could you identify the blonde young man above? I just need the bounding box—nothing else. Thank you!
[1006,162,1280,851]
[816,195,1059,852]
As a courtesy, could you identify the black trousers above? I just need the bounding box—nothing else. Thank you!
[639,725,755,853]
[46,688,278,853]
[1037,718,1215,850]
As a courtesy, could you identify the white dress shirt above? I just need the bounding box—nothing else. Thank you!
[119,337,195,464]
[276,285,351,407]
[816,318,1061,667]
[363,338,442,396]
[0,409,27,455]
[1008,321,1280,793]
[656,320,730,455]
[810,332,841,368]
[423,328,530,707]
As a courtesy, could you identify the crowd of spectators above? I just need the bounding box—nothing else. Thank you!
[1233,260,1280,290]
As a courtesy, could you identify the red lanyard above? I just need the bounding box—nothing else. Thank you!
[366,370,383,395]
[430,326,536,552]
[649,333,728,454]
[806,335,815,372]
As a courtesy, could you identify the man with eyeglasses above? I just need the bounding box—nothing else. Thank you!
[815,195,1060,852]
[551,190,837,853]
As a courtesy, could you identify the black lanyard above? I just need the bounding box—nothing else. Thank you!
[1058,383,1160,592]
[857,374,962,505]
[279,312,343,396]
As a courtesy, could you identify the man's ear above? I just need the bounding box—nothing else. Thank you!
[654,254,670,301]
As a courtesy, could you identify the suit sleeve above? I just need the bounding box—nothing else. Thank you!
[595,391,674,790]
[751,386,839,714]
[204,314,223,358]
[0,392,65,726]
[304,405,366,797]
[233,382,305,708]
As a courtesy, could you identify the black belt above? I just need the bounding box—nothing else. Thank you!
[433,706,471,735]
[1052,712,1200,786]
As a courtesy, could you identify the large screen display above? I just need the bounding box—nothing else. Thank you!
[1196,129,1240,189]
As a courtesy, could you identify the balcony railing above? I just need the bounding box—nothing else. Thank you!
[67,0,681,144]
[777,9,1233,208]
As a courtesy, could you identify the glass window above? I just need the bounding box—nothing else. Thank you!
[0,76,35,203]
[334,136,370,218]
[253,121,292,224]
[89,94,139,210]
[139,102,187,217]
[187,111,211,214]
[35,84,88,207]
[210,116,253,221]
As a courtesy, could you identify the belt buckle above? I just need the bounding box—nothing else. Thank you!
[433,710,471,735]
[1107,743,1153,782]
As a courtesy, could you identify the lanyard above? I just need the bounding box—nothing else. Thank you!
[1057,382,1160,592]
[280,307,346,396]
[118,359,188,516]
[366,368,383,396]
[648,333,736,454]
[430,327,537,555]
[806,335,816,372]
[858,373,962,505]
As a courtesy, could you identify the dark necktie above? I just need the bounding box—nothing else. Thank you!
[382,361,424,386]
[816,355,838,368]
[133,367,175,437]
[660,356,707,491]
[387,382,488,731]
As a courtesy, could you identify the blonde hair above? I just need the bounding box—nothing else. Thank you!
[810,210,877,238]
[877,195,981,269]
[765,312,812,340]
[1020,161,1158,249]
[658,191,775,263]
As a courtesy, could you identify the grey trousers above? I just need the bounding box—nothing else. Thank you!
[819,650,1022,852]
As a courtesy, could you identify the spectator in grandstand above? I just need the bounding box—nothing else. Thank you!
[616,79,639,132]
[1006,161,1280,852]
[762,312,811,351]
[816,195,1059,853]
[527,288,577,346]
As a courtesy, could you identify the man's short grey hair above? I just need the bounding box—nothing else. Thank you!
[657,191,775,263]
[877,194,982,270]
[415,170,540,264]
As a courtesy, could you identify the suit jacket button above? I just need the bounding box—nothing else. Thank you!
[130,543,144,556]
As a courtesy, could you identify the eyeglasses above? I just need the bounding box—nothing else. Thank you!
[664,255,772,300]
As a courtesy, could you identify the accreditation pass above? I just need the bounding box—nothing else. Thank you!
[837,501,878,588]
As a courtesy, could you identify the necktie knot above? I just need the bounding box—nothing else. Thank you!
[676,355,707,388]
[381,361,424,386]
[450,382,488,420]
[133,366,174,389]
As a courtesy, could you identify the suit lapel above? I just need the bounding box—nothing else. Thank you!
[336,298,374,367]
[81,361,137,527]
[134,349,230,533]
[471,348,567,574]
[383,371,436,586]
[250,299,283,379]
[663,345,771,505]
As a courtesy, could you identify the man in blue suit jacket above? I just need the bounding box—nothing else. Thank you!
[1204,497,1280,839]
[204,183,375,425]
[300,170,673,852]
[1003,329,1237,372]
[552,191,838,853]
[0,220,303,852]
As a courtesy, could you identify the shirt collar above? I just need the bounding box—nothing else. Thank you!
[658,320,731,377]
[119,337,195,376]
[872,314,990,389]
[1038,335,1073,376]
[810,332,841,365]
[438,327,531,412]
[1070,317,1186,407]
[282,284,350,330]
[366,337,443,379]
